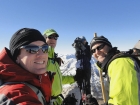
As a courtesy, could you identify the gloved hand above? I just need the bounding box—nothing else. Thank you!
[85,94,99,105]
[51,95,64,105]
[63,94,77,105]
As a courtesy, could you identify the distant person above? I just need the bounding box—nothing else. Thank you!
[0,28,54,105]
[133,40,140,60]
[72,36,99,105]
[72,36,91,95]
[90,35,140,105]
[43,29,75,105]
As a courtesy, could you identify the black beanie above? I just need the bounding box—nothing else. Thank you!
[90,36,112,49]
[9,28,46,61]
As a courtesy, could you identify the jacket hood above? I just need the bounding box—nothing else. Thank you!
[0,48,39,82]
[97,47,120,73]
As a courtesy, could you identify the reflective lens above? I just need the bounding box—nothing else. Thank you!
[20,44,48,54]
[47,35,58,40]
[91,44,105,54]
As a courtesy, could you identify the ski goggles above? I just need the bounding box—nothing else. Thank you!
[20,44,48,54]
[91,44,105,54]
[47,35,58,40]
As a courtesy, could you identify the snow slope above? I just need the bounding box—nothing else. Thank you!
[59,54,104,105]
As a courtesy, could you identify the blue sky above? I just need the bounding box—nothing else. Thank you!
[0,0,140,54]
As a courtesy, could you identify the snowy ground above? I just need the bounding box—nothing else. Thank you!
[59,54,105,105]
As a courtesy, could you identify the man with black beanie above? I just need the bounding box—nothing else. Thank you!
[0,28,54,105]
[90,35,140,105]
[10,28,46,61]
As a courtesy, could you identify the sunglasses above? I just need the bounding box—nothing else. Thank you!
[47,35,58,40]
[20,44,48,54]
[91,44,105,54]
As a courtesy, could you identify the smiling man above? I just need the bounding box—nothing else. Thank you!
[90,35,140,105]
[0,28,54,105]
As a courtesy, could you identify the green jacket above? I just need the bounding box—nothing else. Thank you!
[107,57,140,105]
[47,46,75,97]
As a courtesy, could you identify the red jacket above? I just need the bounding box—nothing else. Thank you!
[0,48,53,105]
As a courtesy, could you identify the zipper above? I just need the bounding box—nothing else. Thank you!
[39,75,42,84]
[55,63,62,92]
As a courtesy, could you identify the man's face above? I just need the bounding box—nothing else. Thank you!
[16,41,48,74]
[45,34,58,48]
[91,43,111,63]
[133,49,140,55]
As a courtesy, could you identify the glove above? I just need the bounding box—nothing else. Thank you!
[51,95,64,105]
[63,94,77,105]
[85,94,99,105]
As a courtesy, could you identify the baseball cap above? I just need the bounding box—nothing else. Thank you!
[43,29,59,38]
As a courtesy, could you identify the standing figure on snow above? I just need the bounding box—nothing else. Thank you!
[43,29,76,105]
[90,35,140,105]
[132,40,140,60]
[72,36,99,105]
[0,28,54,105]
[73,36,91,95]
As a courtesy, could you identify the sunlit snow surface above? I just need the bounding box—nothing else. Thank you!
[59,54,103,105]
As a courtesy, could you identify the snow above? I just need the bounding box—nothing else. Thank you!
[59,54,105,105]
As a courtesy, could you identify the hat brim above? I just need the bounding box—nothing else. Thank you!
[44,33,59,37]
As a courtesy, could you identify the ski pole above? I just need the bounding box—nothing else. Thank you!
[99,69,107,103]
[94,32,107,103]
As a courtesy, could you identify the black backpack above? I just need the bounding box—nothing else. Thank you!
[106,52,140,71]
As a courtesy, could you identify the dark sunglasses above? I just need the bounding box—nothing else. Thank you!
[20,44,48,54]
[91,44,105,54]
[47,35,58,40]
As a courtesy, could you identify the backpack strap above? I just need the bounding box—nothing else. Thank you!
[106,53,140,72]
[23,82,47,105]
[47,71,56,82]
[0,81,47,105]
[100,47,120,74]
[49,52,64,66]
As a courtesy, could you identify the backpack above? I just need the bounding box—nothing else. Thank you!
[0,80,47,105]
[0,71,55,105]
[106,52,140,71]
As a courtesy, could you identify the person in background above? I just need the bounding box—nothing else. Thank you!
[72,36,100,105]
[90,35,140,105]
[0,28,54,105]
[133,40,140,60]
[73,36,91,95]
[43,29,75,105]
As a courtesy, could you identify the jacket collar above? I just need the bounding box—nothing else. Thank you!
[97,47,120,73]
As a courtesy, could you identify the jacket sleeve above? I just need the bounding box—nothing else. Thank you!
[108,57,139,105]
[0,84,43,105]
[62,75,75,84]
